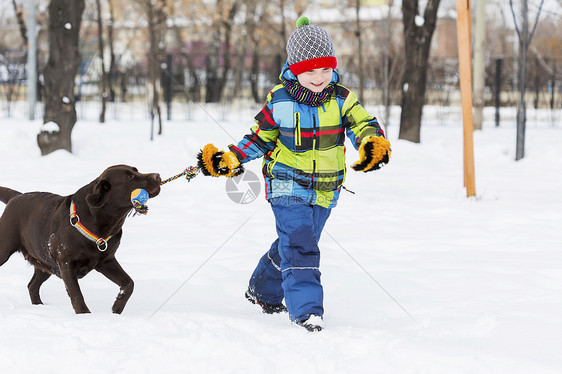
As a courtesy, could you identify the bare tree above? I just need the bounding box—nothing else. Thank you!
[106,0,117,102]
[399,0,441,143]
[509,0,545,160]
[3,1,27,118]
[205,0,240,103]
[168,4,201,103]
[381,0,396,126]
[218,0,240,98]
[11,0,28,46]
[38,0,85,155]
[278,0,287,43]
[142,0,167,136]
[95,0,109,122]
[354,0,364,103]
[245,0,269,103]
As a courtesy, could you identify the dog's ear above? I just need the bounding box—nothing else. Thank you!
[86,179,111,208]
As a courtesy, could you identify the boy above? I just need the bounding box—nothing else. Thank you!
[197,17,390,332]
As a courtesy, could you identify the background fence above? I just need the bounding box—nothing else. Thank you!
[1,49,561,124]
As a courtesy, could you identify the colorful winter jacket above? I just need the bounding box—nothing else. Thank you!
[229,64,385,208]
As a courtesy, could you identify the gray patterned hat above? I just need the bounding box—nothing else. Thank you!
[286,17,337,75]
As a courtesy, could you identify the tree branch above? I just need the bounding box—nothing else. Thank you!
[509,0,523,44]
[528,0,545,44]
[11,0,28,47]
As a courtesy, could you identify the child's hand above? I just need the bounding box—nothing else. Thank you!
[351,136,391,172]
[197,144,245,178]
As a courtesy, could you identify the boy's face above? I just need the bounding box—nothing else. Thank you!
[297,68,333,93]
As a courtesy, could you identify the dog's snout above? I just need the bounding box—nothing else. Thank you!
[150,173,161,184]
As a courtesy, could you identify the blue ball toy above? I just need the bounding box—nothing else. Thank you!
[131,188,149,206]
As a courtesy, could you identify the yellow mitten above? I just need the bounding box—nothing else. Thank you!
[351,136,391,172]
[197,144,244,177]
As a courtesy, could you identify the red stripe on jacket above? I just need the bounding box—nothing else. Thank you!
[299,128,344,137]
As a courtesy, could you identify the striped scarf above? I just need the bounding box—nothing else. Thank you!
[282,78,335,107]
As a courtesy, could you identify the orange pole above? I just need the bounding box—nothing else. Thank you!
[456,0,476,197]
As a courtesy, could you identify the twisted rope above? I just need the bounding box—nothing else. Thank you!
[161,166,200,185]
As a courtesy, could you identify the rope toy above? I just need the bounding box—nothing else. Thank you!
[160,166,200,185]
[130,166,201,216]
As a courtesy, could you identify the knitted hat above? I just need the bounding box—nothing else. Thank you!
[286,17,337,76]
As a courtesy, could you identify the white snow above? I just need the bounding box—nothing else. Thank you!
[40,121,60,133]
[415,14,425,26]
[0,102,561,373]
[64,22,72,30]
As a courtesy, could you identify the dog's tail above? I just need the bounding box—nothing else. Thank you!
[0,186,22,204]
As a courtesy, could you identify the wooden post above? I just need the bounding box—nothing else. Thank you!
[456,0,476,197]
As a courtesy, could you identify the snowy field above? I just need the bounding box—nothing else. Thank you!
[0,101,561,373]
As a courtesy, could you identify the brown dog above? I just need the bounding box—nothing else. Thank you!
[0,165,161,314]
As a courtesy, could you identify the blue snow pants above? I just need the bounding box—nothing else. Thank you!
[248,196,331,322]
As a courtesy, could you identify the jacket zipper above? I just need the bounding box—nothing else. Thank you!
[294,112,301,147]
[312,113,317,189]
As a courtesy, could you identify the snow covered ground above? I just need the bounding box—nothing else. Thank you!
[0,101,561,373]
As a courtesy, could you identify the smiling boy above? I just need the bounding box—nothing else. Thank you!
[197,17,391,332]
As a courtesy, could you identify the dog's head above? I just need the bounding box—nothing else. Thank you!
[86,165,161,210]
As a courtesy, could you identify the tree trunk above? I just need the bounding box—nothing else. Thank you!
[245,0,268,103]
[11,0,28,46]
[144,0,165,135]
[399,46,428,143]
[399,0,440,143]
[205,0,240,103]
[205,1,222,103]
[217,1,239,98]
[95,0,108,123]
[382,0,395,127]
[107,0,117,102]
[39,0,85,155]
[250,50,260,103]
[355,0,364,104]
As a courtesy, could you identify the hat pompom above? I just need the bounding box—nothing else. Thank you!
[296,16,309,28]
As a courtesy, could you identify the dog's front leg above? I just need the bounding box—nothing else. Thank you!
[96,258,134,314]
[58,262,91,314]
